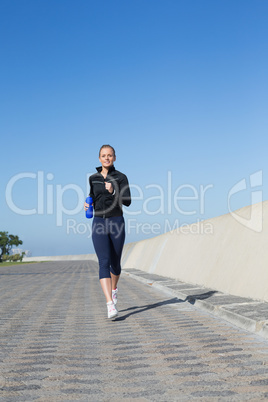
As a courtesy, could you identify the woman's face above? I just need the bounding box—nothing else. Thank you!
[99,147,116,169]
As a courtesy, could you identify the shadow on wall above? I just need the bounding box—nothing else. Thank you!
[185,290,218,304]
[115,291,218,321]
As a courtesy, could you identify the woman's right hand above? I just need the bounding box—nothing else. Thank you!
[84,202,89,211]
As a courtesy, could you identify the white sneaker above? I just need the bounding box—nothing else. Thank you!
[112,288,118,305]
[107,301,118,319]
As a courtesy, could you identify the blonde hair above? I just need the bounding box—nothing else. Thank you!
[99,144,116,157]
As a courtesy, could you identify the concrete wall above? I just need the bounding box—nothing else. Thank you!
[122,201,268,302]
[23,201,268,302]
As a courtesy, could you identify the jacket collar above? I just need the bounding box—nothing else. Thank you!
[96,165,115,174]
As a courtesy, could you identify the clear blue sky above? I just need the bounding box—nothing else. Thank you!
[1,0,267,256]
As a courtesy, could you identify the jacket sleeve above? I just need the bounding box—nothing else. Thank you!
[119,174,131,207]
[89,176,95,205]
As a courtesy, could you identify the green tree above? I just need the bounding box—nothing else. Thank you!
[0,231,23,261]
[19,252,26,262]
[12,254,21,262]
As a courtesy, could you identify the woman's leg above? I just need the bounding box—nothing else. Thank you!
[109,217,125,290]
[92,218,113,303]
[111,272,120,290]
[99,278,113,303]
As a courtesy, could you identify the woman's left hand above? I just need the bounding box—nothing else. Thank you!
[105,182,114,193]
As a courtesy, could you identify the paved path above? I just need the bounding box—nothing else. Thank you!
[1,261,268,401]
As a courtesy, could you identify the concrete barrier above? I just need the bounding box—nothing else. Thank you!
[23,201,268,302]
[23,254,97,262]
[122,200,268,303]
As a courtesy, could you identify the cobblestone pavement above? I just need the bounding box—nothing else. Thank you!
[1,261,268,401]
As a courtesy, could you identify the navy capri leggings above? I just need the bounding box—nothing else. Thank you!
[92,216,125,279]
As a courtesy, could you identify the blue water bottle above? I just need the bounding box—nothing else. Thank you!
[85,196,93,219]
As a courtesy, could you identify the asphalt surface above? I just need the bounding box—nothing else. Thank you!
[1,260,268,401]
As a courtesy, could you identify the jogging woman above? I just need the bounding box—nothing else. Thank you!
[84,145,131,318]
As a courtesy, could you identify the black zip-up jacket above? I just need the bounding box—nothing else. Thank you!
[89,165,131,218]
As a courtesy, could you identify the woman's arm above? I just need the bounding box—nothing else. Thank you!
[84,176,94,211]
[119,174,131,207]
